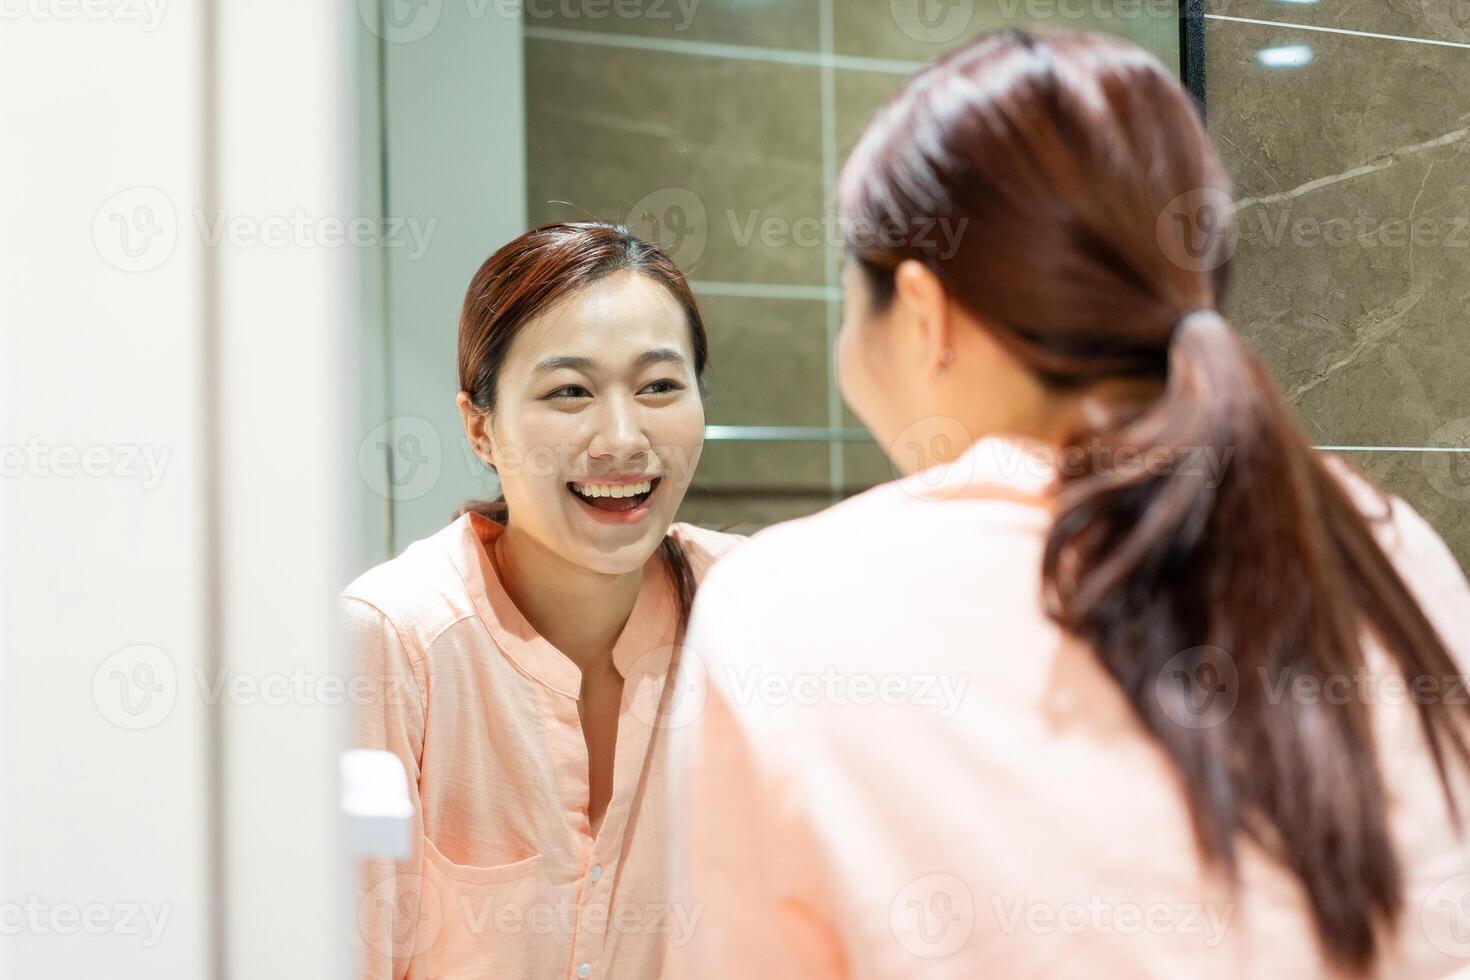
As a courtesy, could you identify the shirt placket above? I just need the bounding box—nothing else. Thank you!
[568,654,668,979]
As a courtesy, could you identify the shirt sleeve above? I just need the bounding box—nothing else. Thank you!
[664,556,847,980]
[342,595,429,980]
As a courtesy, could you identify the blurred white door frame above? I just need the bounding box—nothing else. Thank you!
[2,0,364,975]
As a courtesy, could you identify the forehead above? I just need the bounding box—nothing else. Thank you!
[506,269,692,371]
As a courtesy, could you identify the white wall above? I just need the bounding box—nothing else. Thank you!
[214,0,359,976]
[0,5,212,976]
[376,0,528,554]
[0,0,359,976]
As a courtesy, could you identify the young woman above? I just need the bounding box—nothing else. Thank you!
[668,29,1470,978]
[343,223,741,980]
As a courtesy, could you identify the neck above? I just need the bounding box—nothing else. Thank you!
[943,372,1167,451]
[491,524,644,674]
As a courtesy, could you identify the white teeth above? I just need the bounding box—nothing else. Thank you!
[573,480,653,499]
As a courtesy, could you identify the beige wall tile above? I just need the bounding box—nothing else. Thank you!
[526,39,827,284]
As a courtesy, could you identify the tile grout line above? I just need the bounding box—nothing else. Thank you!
[522,24,926,74]
[697,427,1470,454]
[819,0,844,505]
[1318,445,1470,453]
[689,279,839,301]
[1205,14,1470,50]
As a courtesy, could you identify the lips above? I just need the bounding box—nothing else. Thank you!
[566,476,661,520]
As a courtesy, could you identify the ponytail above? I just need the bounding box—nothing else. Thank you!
[1041,308,1470,964]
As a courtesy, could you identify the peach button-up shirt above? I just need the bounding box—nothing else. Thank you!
[668,434,1470,978]
[342,512,740,980]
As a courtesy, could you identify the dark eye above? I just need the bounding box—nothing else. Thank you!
[547,385,591,400]
[642,379,684,395]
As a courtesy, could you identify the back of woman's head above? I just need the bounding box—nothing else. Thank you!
[840,27,1469,972]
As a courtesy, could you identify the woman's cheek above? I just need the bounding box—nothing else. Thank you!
[658,404,705,490]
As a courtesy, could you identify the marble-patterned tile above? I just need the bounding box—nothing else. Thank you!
[834,0,1180,70]
[1206,0,1470,46]
[1334,449,1470,573]
[1208,22,1470,446]
[696,292,829,426]
[525,39,826,284]
[1208,20,1470,198]
[520,0,821,50]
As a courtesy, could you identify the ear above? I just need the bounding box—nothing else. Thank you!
[891,259,952,373]
[456,391,496,467]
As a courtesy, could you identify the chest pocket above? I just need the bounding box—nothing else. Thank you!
[416,834,542,980]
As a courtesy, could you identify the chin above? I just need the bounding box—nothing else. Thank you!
[575,534,665,576]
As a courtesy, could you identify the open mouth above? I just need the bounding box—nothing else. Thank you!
[565,476,662,520]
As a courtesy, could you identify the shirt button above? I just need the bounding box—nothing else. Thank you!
[589,864,603,882]
[578,963,591,978]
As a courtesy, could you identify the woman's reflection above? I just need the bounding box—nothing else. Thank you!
[343,223,740,980]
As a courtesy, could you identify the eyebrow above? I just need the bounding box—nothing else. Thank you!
[532,348,687,374]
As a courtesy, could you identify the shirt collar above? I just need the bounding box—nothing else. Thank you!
[897,432,1060,505]
[443,513,677,699]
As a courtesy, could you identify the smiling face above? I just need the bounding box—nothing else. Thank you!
[463,269,705,575]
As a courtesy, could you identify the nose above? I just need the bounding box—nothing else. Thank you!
[585,391,651,467]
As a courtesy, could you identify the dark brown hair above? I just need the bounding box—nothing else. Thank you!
[455,221,710,641]
[840,28,1468,970]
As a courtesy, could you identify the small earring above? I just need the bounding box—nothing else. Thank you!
[935,348,954,380]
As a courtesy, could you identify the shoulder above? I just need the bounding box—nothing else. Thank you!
[677,484,917,645]
[339,519,478,656]
[687,480,911,591]
[1322,454,1451,565]
[1321,454,1470,625]
[667,521,750,583]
